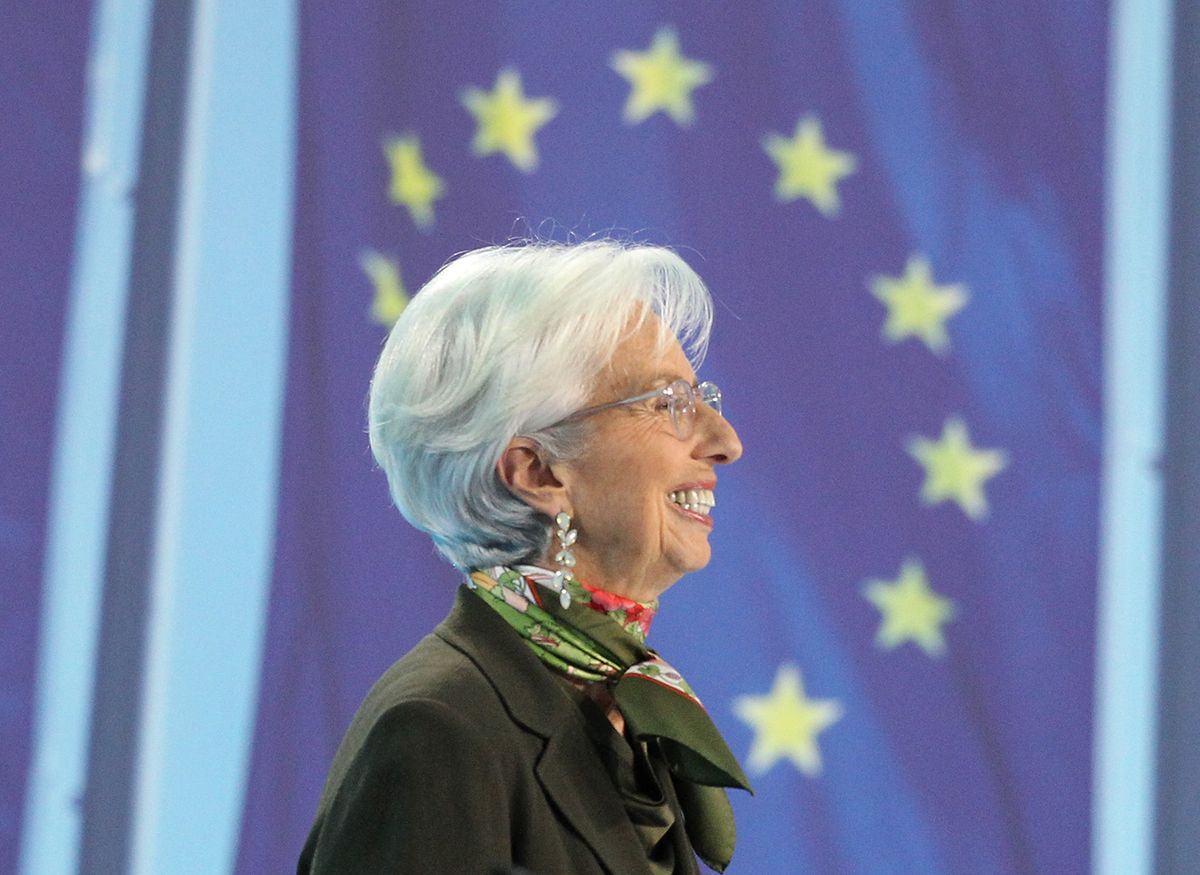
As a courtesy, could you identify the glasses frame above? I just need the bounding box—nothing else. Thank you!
[555,379,722,440]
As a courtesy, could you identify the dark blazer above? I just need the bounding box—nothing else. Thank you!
[298,587,701,875]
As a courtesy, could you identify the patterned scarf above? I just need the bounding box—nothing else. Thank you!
[467,565,752,872]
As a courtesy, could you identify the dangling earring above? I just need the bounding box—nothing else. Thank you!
[551,511,578,608]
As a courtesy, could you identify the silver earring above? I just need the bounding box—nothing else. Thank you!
[551,511,577,608]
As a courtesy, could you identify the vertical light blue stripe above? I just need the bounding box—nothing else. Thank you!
[126,0,296,872]
[18,1,155,873]
[1095,1,1172,874]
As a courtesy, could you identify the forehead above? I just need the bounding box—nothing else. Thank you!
[595,317,696,396]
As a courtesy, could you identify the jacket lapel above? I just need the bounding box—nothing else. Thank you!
[436,587,653,875]
[534,724,655,875]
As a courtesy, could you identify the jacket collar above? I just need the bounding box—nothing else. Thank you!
[435,586,656,875]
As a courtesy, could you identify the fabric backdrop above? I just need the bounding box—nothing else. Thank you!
[1,5,92,873]
[237,3,1106,872]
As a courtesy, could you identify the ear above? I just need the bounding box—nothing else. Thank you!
[496,437,569,518]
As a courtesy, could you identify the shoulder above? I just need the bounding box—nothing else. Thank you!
[299,635,534,872]
[317,592,562,791]
[368,630,501,713]
[337,629,523,766]
[299,690,520,874]
[300,593,625,875]
[350,694,501,783]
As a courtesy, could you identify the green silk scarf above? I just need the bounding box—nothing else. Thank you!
[468,565,752,872]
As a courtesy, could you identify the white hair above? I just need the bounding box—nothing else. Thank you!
[367,240,714,570]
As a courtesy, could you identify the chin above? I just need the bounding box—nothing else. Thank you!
[672,544,712,578]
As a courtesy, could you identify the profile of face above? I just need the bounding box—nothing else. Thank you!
[504,317,743,603]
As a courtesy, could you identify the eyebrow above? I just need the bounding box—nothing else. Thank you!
[617,371,694,396]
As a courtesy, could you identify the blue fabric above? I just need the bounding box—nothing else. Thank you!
[238,3,1106,872]
[0,4,92,871]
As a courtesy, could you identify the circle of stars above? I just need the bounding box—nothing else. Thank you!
[363,23,1018,792]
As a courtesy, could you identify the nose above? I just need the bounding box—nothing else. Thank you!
[695,403,743,464]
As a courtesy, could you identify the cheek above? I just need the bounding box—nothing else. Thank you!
[569,429,677,540]
[613,482,665,533]
[591,470,665,545]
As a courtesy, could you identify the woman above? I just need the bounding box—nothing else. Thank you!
[298,241,751,875]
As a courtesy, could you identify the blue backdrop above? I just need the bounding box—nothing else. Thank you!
[235,3,1105,873]
[6,3,1124,873]
[1,4,91,874]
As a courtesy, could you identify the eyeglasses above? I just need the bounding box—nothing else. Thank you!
[557,379,723,440]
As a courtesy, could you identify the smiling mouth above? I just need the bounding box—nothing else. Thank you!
[668,488,715,517]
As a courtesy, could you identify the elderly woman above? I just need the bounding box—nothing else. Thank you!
[298,241,751,875]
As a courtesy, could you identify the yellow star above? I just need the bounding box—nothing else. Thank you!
[733,663,842,776]
[461,68,558,173]
[907,417,1007,520]
[870,256,968,354]
[610,27,714,126]
[382,134,445,230]
[863,559,956,657]
[360,250,408,327]
[762,116,856,217]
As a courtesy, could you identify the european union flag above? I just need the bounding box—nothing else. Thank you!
[237,4,1105,872]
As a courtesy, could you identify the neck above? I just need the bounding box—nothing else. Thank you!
[544,550,678,604]
[516,563,660,642]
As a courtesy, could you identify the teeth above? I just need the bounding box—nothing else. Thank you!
[668,489,715,515]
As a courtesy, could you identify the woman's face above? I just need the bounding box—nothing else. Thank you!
[554,319,743,602]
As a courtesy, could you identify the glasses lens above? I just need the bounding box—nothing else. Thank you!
[667,380,696,439]
[698,381,722,417]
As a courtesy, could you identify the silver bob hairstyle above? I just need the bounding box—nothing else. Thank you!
[367,240,715,570]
